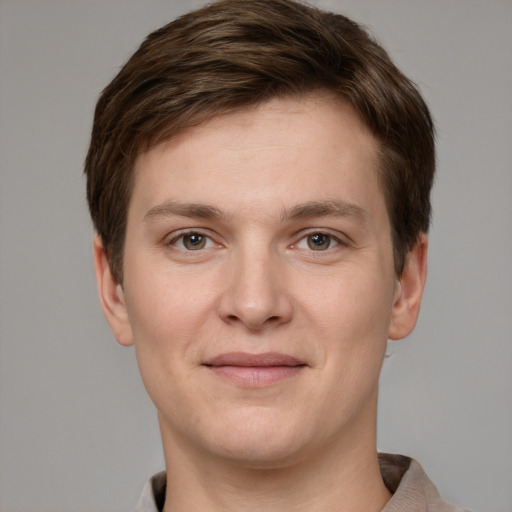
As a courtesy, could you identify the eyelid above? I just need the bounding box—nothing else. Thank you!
[166,229,220,250]
[291,229,349,250]
[164,227,350,252]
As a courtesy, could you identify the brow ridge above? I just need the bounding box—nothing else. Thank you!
[282,200,368,222]
[143,199,367,225]
[143,201,226,222]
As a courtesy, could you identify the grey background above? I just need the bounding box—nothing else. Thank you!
[0,1,510,511]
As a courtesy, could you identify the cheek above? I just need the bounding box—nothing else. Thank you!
[299,265,394,400]
[123,261,219,359]
[124,271,216,417]
[301,267,395,341]
[305,271,392,413]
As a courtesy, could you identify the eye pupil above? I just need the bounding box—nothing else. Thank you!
[308,233,330,250]
[184,233,206,250]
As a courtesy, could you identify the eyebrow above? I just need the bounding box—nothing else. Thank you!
[143,199,368,224]
[143,201,227,223]
[282,200,368,223]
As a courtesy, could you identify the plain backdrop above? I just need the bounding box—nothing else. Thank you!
[0,1,511,511]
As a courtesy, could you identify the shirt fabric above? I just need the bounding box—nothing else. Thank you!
[135,453,466,512]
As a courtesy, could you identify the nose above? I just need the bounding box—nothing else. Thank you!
[217,245,293,331]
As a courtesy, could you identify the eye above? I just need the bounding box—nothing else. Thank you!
[296,232,340,251]
[170,232,215,251]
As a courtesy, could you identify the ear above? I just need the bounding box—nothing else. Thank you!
[93,235,134,347]
[388,234,428,341]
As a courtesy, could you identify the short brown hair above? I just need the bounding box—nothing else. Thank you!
[85,0,435,282]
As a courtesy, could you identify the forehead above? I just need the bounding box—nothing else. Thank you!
[130,94,384,220]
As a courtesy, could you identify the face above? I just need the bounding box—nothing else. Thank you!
[95,95,426,469]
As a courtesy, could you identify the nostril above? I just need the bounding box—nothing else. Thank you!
[217,279,294,330]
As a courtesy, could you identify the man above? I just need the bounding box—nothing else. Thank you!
[85,1,463,510]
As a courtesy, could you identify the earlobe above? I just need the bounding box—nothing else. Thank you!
[93,235,134,347]
[388,234,428,341]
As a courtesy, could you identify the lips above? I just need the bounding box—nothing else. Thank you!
[203,352,306,387]
[205,352,304,367]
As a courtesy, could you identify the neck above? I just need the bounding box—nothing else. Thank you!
[159,403,391,512]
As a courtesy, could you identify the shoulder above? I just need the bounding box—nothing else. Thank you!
[135,471,166,512]
[379,453,470,512]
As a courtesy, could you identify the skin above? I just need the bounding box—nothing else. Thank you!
[94,94,427,512]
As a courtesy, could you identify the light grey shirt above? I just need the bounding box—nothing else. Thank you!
[135,453,467,512]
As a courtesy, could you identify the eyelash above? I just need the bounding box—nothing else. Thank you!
[167,230,218,251]
[166,230,347,253]
[292,231,344,252]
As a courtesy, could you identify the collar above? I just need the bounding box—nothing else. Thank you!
[136,453,465,512]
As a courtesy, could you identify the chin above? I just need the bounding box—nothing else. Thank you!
[203,409,314,469]
[216,440,308,470]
